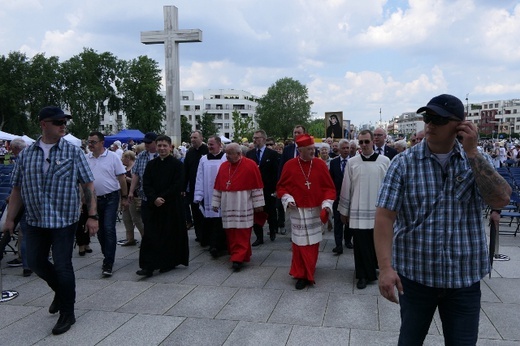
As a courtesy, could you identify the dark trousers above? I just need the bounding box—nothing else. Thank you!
[75,204,90,247]
[25,222,77,314]
[398,275,481,346]
[190,201,206,245]
[205,217,227,252]
[253,195,277,242]
[333,200,352,248]
[97,190,119,267]
[351,228,378,281]
[276,198,285,228]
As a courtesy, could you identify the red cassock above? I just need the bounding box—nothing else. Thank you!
[214,157,264,263]
[277,157,336,283]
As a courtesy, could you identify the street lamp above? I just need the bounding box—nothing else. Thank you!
[465,93,469,117]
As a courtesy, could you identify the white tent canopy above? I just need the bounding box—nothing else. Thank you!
[64,133,82,147]
[0,130,16,141]
[219,135,231,144]
[20,135,35,145]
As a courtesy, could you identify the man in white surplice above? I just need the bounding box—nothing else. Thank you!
[194,135,228,258]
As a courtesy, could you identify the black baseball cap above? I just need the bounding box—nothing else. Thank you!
[143,132,158,143]
[416,94,465,120]
[38,106,72,121]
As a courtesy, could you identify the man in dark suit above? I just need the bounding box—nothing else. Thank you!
[329,139,353,254]
[278,125,306,178]
[184,130,209,246]
[246,129,280,245]
[373,128,398,160]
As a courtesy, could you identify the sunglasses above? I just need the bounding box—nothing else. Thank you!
[423,114,457,126]
[358,140,371,145]
[46,119,68,126]
[87,140,99,145]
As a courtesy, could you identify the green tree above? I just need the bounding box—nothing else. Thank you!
[307,118,326,138]
[0,51,30,135]
[119,56,165,133]
[256,77,313,140]
[197,112,218,139]
[231,110,254,141]
[181,115,192,143]
[25,53,62,137]
[60,48,121,138]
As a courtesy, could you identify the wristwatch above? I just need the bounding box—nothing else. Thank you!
[88,214,99,220]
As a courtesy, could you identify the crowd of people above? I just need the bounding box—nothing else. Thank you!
[1,94,513,343]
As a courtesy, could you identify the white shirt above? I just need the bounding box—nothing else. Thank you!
[87,149,126,195]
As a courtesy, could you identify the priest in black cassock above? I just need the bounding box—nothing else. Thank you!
[136,135,189,277]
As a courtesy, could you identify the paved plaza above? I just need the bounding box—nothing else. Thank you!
[1,219,519,345]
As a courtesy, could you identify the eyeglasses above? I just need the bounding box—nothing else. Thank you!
[252,136,265,140]
[46,119,67,126]
[358,140,371,145]
[423,114,458,126]
[87,140,99,145]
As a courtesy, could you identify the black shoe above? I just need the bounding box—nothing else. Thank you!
[23,269,32,277]
[49,296,60,314]
[7,258,23,267]
[52,313,76,335]
[357,278,367,289]
[159,266,175,273]
[295,279,308,290]
[102,264,113,277]
[270,232,276,241]
[209,247,219,258]
[345,242,353,249]
[252,239,263,247]
[78,250,86,256]
[85,247,93,253]
[136,269,153,277]
[332,246,343,254]
[232,262,242,272]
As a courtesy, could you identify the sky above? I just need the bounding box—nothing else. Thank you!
[1,0,520,126]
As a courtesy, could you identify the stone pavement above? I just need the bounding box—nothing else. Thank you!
[1,220,519,346]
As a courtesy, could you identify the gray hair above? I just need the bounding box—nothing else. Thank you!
[10,138,27,151]
[394,139,407,150]
[339,138,349,146]
[349,139,358,149]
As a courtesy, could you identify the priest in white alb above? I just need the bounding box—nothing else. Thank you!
[277,134,336,289]
[194,135,228,258]
[212,143,264,272]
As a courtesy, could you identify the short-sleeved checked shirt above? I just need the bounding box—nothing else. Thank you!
[11,137,94,228]
[376,140,489,288]
[131,150,156,200]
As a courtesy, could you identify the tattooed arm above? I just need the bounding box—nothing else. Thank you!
[456,121,511,208]
[467,153,511,208]
[81,181,99,236]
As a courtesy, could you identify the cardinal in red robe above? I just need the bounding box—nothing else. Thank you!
[212,143,264,272]
[277,134,336,289]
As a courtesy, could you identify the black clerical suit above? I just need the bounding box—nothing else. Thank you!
[246,146,280,243]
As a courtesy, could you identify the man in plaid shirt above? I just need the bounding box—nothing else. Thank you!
[375,94,511,345]
[4,106,98,335]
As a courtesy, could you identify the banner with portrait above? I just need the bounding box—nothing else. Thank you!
[325,112,343,139]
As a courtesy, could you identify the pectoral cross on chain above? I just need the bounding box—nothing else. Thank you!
[226,180,231,189]
[304,181,311,189]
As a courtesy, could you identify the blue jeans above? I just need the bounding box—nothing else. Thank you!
[97,190,119,267]
[18,212,29,269]
[398,275,481,346]
[25,222,77,314]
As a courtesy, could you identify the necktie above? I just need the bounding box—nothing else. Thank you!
[341,159,347,172]
[377,147,382,155]
[256,149,261,163]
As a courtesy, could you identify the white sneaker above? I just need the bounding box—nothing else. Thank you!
[494,254,510,261]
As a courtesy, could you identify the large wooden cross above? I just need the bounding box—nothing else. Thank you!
[141,6,202,145]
